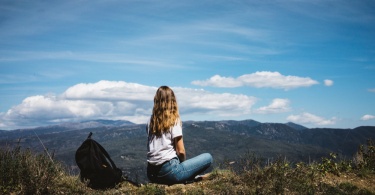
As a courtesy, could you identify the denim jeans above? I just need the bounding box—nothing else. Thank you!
[147,153,213,185]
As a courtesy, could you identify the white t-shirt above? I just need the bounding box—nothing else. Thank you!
[147,121,182,166]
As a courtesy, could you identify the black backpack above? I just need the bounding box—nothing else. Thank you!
[75,132,123,190]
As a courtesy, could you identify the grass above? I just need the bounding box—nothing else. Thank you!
[1,140,374,195]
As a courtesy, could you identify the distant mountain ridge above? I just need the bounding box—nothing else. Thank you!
[0,119,134,140]
[285,122,308,130]
[185,120,305,142]
[59,119,134,130]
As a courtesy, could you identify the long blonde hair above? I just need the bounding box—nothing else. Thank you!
[149,86,181,136]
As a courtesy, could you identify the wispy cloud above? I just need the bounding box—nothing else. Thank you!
[124,20,283,57]
[255,98,291,114]
[287,112,337,126]
[192,71,319,90]
[0,74,38,84]
[0,67,76,84]
[368,88,375,93]
[324,79,334,87]
[0,50,188,69]
[361,114,375,121]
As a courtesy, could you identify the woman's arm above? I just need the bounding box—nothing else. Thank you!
[174,136,186,162]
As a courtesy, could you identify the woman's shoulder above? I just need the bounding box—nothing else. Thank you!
[171,119,182,138]
[175,118,182,125]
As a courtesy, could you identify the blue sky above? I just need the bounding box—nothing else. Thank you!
[1,0,375,130]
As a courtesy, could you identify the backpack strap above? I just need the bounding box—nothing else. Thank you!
[97,141,118,169]
[88,132,118,169]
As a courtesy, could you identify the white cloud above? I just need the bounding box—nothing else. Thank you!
[0,80,258,130]
[191,71,319,90]
[62,80,156,101]
[174,87,257,117]
[255,98,291,114]
[324,79,333,86]
[361,114,375,121]
[287,112,337,126]
[191,75,242,88]
[368,88,375,93]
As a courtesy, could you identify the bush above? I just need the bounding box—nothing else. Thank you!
[0,146,60,194]
[354,139,375,172]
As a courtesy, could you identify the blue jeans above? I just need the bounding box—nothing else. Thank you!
[147,153,213,185]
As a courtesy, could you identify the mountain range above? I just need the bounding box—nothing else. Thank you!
[1,119,374,183]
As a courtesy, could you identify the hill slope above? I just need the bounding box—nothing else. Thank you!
[1,119,374,183]
[2,143,375,194]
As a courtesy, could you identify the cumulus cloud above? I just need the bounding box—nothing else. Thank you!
[191,75,242,88]
[191,71,319,90]
[0,80,257,130]
[286,112,337,126]
[175,87,257,116]
[62,80,156,101]
[255,98,291,114]
[361,114,375,121]
[324,79,333,86]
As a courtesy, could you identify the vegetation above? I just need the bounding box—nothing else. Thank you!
[1,140,374,195]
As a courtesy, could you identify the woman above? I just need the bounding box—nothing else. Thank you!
[147,86,213,185]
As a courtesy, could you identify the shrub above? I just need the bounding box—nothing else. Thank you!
[354,139,375,172]
[0,146,77,194]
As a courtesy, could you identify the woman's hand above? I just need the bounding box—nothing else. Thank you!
[174,136,186,162]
